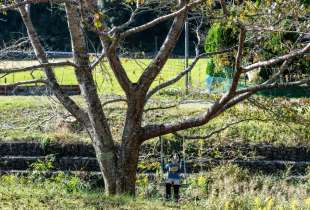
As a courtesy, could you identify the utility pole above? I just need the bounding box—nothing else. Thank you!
[184,17,190,94]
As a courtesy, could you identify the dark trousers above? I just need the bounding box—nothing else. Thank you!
[165,183,180,201]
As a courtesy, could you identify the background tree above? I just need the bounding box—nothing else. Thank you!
[0,0,309,195]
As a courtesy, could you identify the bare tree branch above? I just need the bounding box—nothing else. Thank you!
[144,104,177,112]
[0,37,29,55]
[141,103,221,141]
[242,43,310,72]
[221,26,246,97]
[101,38,132,95]
[136,0,189,93]
[0,61,76,74]
[0,79,47,87]
[0,0,76,12]
[109,6,139,35]
[145,47,236,100]
[18,3,90,126]
[141,66,308,142]
[173,118,266,140]
[102,98,127,107]
[90,52,106,70]
[119,0,203,38]
[235,79,309,95]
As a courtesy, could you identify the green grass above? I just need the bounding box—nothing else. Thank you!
[1,164,310,209]
[0,95,309,146]
[0,59,309,145]
[0,59,208,94]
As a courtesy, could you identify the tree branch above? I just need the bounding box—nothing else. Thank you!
[141,65,308,142]
[145,47,236,100]
[18,3,90,126]
[0,61,76,74]
[136,0,189,93]
[65,2,116,148]
[242,43,310,72]
[235,79,309,95]
[101,39,132,95]
[102,98,127,107]
[141,101,223,141]
[0,0,75,12]
[90,52,106,70]
[173,118,265,140]
[0,79,47,87]
[120,4,187,38]
[144,104,177,112]
[146,55,200,101]
[218,27,246,104]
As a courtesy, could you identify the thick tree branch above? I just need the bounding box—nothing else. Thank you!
[18,3,90,127]
[98,34,132,95]
[141,101,223,141]
[142,66,308,142]
[136,0,189,93]
[65,2,115,139]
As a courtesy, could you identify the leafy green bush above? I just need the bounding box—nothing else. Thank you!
[204,23,237,53]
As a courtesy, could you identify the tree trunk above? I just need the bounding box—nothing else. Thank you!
[116,143,140,195]
[65,3,119,195]
[91,137,118,195]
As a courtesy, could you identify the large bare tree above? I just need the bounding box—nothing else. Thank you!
[0,0,309,195]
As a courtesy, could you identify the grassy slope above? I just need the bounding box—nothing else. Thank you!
[1,60,310,209]
[0,95,309,146]
[0,165,310,209]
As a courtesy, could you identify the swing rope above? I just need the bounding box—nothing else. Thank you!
[182,136,187,184]
[160,135,164,174]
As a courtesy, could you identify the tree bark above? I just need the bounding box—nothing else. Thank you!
[65,2,118,195]
[116,93,145,195]
[116,143,140,195]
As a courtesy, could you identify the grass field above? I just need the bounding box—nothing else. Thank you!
[0,59,208,94]
[1,164,310,209]
[0,95,309,146]
[1,60,310,209]
[0,59,309,145]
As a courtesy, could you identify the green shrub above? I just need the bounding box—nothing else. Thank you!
[204,23,237,53]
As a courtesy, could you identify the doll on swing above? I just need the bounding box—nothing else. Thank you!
[161,153,185,202]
